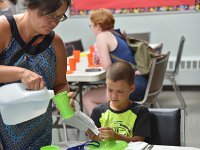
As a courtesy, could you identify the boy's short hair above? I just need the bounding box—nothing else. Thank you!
[106,61,135,85]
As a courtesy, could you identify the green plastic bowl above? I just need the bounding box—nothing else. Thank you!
[40,145,59,150]
[88,140,128,150]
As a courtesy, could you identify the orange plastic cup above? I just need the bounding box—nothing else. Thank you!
[73,50,80,62]
[68,57,76,71]
[89,45,95,54]
[87,53,93,67]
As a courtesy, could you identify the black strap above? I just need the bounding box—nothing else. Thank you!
[5,15,55,66]
[6,15,24,46]
[111,30,127,41]
[8,31,55,66]
[8,34,41,66]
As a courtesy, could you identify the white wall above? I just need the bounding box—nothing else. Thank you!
[55,12,200,57]
[55,12,200,85]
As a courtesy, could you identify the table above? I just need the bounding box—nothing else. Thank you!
[151,145,200,150]
[66,56,106,111]
[57,142,200,150]
[66,57,106,82]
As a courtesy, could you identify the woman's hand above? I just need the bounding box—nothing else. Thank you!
[68,91,75,111]
[19,69,45,90]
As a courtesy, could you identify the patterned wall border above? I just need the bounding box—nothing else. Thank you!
[70,0,200,16]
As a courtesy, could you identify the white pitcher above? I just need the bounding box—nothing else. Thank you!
[0,83,54,125]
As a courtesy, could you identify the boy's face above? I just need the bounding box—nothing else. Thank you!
[106,79,135,109]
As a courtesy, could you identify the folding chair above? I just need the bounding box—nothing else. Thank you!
[164,36,186,110]
[123,31,163,53]
[137,52,170,107]
[124,32,151,42]
[64,39,84,57]
[145,108,185,146]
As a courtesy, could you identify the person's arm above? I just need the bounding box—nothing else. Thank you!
[0,16,45,90]
[0,65,45,89]
[99,127,144,143]
[95,32,112,70]
[86,129,102,141]
[52,33,69,94]
[133,106,151,139]
[0,15,10,53]
[52,33,74,109]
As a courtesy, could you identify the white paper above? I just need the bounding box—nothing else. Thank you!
[64,111,100,135]
[125,141,148,150]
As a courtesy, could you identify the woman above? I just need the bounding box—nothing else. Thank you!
[0,0,16,16]
[83,8,148,114]
[0,0,73,149]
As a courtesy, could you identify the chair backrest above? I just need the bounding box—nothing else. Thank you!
[154,43,163,54]
[64,39,84,57]
[125,32,150,42]
[145,108,181,146]
[174,36,185,76]
[138,52,170,106]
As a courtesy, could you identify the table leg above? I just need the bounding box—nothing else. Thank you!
[78,82,84,112]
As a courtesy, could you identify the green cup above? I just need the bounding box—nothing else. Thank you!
[40,145,59,150]
[53,91,75,119]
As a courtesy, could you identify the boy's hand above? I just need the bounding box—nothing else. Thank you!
[99,127,117,140]
[86,129,101,141]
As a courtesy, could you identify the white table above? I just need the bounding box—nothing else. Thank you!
[66,56,106,111]
[66,56,106,82]
[57,141,200,150]
[151,145,200,150]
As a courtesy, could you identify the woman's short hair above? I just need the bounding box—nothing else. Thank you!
[106,61,135,85]
[89,8,115,31]
[24,0,71,15]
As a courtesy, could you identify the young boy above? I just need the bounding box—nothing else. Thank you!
[87,61,150,143]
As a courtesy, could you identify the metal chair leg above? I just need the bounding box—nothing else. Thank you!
[57,129,62,142]
[155,97,161,108]
[181,109,186,146]
[170,78,186,109]
[62,121,68,144]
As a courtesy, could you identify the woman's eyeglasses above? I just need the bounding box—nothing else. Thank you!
[89,24,94,29]
[46,13,68,22]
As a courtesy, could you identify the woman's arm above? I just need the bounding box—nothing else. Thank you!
[95,32,113,70]
[52,33,75,109]
[0,65,45,89]
[0,15,11,54]
[0,15,20,83]
[52,33,70,94]
[0,16,45,90]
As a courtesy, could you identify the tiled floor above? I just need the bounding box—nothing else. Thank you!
[52,90,200,148]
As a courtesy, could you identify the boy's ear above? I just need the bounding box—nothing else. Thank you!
[130,84,135,93]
